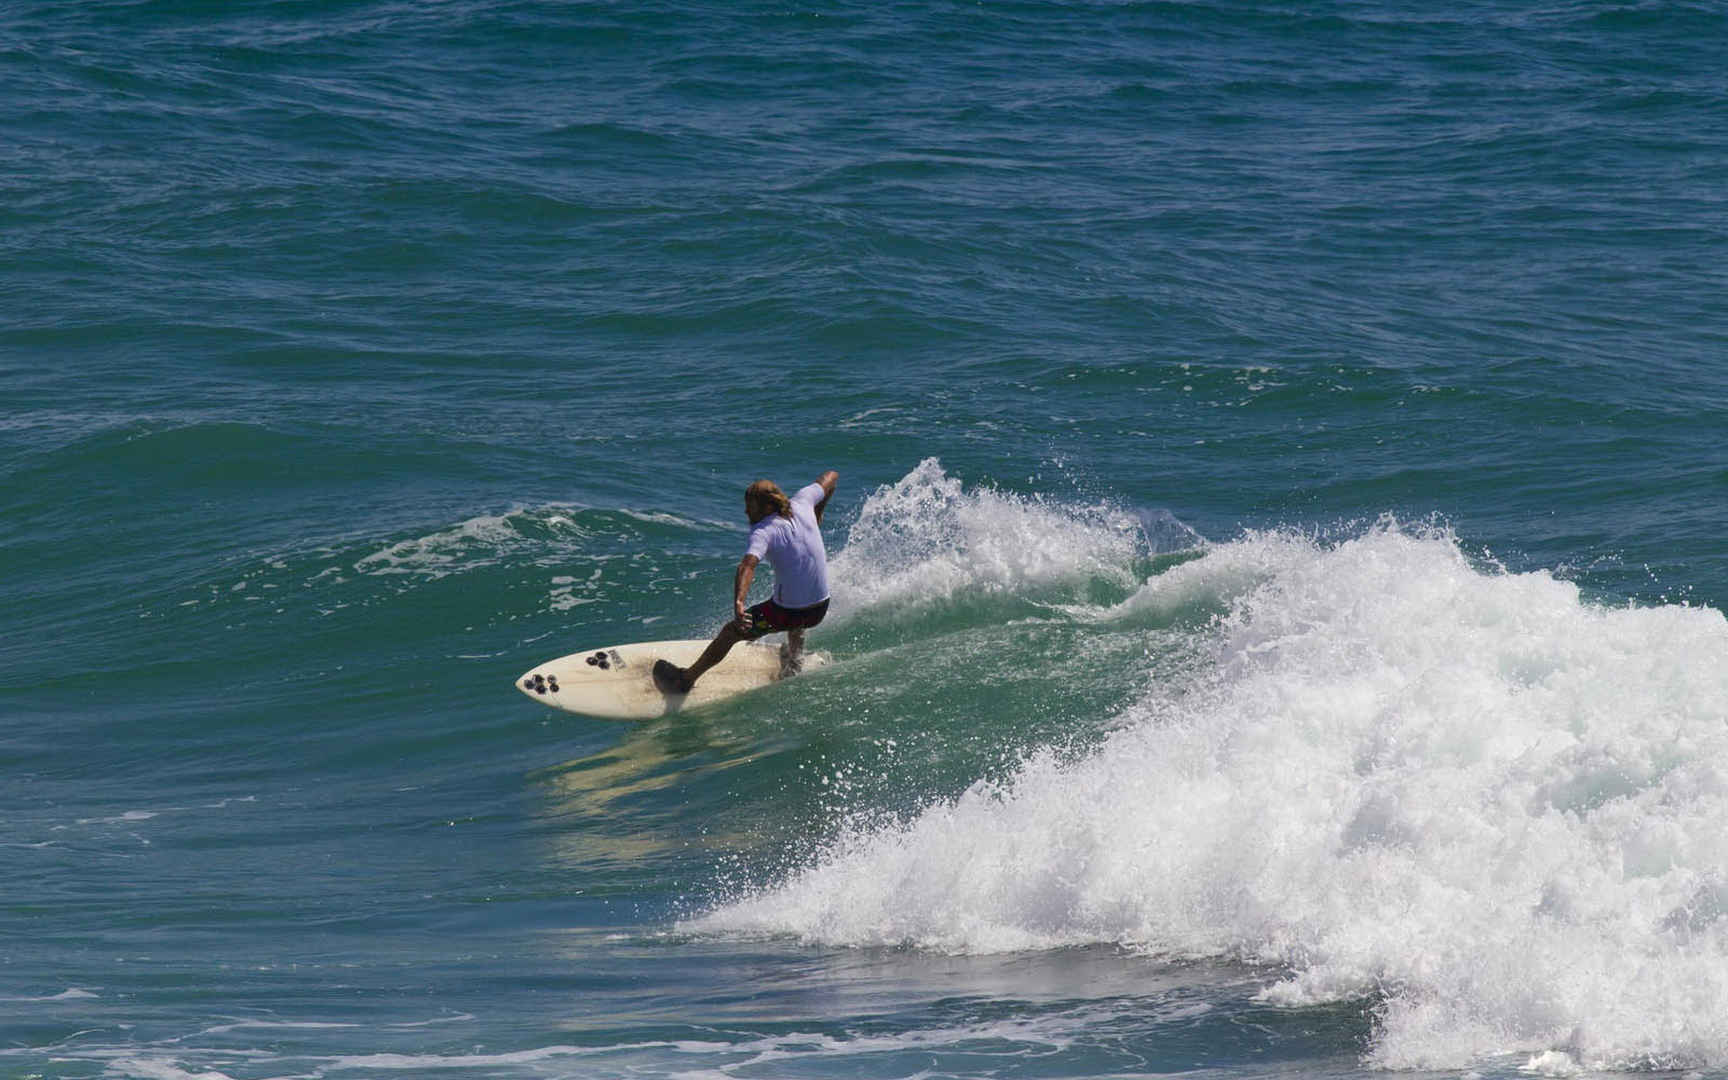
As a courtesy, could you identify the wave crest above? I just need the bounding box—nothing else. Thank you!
[828,458,1184,619]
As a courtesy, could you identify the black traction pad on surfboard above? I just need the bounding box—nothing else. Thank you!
[523,672,561,695]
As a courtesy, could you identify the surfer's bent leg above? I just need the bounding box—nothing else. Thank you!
[658,622,741,694]
[662,603,769,692]
[770,598,827,676]
[661,599,828,694]
[683,623,744,686]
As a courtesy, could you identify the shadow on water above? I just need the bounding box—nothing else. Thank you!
[527,708,789,875]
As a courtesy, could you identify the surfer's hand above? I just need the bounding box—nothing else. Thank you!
[733,601,750,632]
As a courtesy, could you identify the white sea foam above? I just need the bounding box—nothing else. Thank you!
[308,1011,1088,1074]
[77,810,159,825]
[827,458,1152,616]
[104,1059,237,1080]
[353,510,572,578]
[75,1008,1106,1080]
[692,521,1728,1071]
[0,987,99,1001]
[341,505,692,612]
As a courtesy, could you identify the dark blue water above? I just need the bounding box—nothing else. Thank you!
[6,2,1728,1077]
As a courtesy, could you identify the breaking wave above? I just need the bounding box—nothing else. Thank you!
[692,518,1728,1072]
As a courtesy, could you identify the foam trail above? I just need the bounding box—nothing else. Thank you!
[691,522,1728,1071]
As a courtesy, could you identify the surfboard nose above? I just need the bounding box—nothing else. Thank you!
[516,668,560,699]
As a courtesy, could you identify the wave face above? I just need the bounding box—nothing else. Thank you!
[693,519,1728,1072]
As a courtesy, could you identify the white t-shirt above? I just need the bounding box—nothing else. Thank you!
[743,483,830,609]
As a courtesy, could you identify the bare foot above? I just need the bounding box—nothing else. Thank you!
[653,659,693,694]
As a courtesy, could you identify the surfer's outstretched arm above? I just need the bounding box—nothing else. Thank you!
[813,470,839,524]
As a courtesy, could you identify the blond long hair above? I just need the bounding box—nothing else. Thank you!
[746,479,792,520]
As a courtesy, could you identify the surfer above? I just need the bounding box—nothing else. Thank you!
[653,471,838,695]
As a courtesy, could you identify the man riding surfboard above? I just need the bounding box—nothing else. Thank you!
[653,470,839,695]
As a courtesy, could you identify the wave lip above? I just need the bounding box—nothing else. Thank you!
[827,458,1161,619]
[690,521,1728,1071]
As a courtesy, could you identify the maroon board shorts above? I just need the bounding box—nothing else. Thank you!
[740,597,829,640]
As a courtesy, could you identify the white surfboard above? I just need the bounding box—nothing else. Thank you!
[515,639,823,720]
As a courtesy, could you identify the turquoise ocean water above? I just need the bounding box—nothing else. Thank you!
[6,2,1728,1077]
